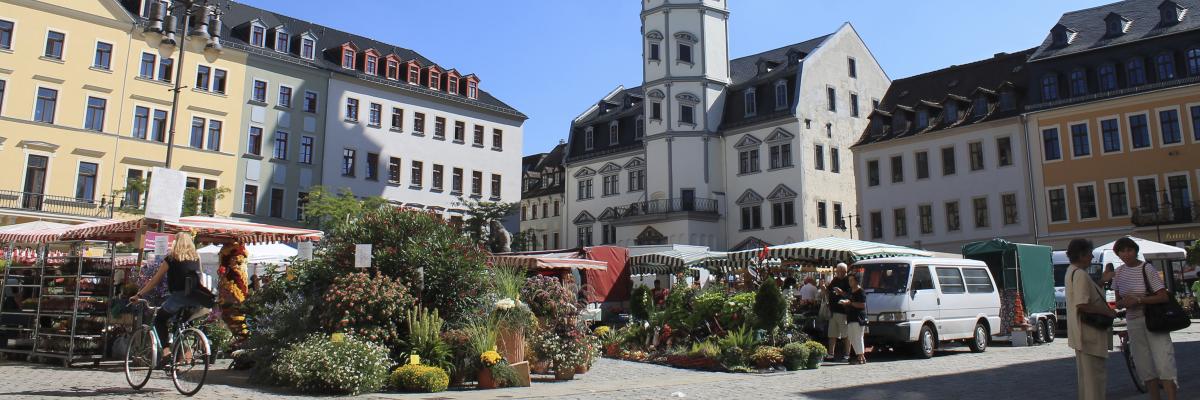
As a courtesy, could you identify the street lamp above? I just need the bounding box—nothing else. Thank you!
[837,213,861,240]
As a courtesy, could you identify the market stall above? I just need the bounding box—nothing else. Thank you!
[728,237,934,268]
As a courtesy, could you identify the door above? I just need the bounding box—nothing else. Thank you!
[934,266,970,339]
[680,189,695,211]
[22,155,48,210]
[1166,175,1190,222]
[908,265,940,340]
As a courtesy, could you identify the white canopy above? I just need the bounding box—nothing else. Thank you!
[198,242,298,265]
[1093,236,1185,266]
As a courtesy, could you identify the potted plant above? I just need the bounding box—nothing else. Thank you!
[492,267,535,364]
[533,329,589,380]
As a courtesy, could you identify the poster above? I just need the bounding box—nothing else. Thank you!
[354,244,372,269]
[297,241,313,261]
[145,167,186,223]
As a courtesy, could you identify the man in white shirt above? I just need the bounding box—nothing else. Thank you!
[798,277,819,305]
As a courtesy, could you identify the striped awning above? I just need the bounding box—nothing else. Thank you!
[1,216,323,245]
[628,248,727,275]
[728,236,932,268]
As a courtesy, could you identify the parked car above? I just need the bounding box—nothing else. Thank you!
[859,257,1001,359]
[962,239,1057,344]
[1052,251,1122,333]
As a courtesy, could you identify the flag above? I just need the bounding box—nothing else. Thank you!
[758,245,769,262]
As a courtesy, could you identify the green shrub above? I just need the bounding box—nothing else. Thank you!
[321,272,416,349]
[781,342,809,371]
[630,286,651,321]
[662,281,696,331]
[270,334,391,395]
[751,346,784,368]
[404,307,452,375]
[200,320,233,356]
[753,280,787,331]
[718,325,757,351]
[687,290,727,328]
[719,292,756,328]
[487,360,522,388]
[718,346,747,369]
[689,340,721,359]
[390,364,449,393]
[800,341,827,369]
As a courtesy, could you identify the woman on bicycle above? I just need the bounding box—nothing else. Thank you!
[1111,237,1178,400]
[1065,239,1113,400]
[130,232,212,363]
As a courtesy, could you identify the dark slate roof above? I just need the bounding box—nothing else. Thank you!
[523,143,567,198]
[854,48,1035,147]
[575,86,644,126]
[1030,0,1200,61]
[121,0,524,119]
[729,34,830,87]
[535,142,568,172]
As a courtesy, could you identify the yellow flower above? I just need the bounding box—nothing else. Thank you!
[480,350,502,367]
[330,332,345,343]
[594,326,611,337]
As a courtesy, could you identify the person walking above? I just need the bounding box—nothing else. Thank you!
[824,263,851,362]
[1065,239,1114,400]
[841,273,868,365]
[1111,238,1179,400]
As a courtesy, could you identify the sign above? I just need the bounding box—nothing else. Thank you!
[297,241,314,261]
[145,167,186,223]
[354,244,372,269]
[144,231,175,251]
[154,235,169,256]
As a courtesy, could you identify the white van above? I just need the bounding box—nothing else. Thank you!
[857,257,1002,359]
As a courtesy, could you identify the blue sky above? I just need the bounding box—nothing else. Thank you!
[242,0,1106,155]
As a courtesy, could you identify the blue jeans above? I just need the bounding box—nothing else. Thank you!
[154,292,204,347]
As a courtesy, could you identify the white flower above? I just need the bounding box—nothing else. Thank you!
[495,298,516,310]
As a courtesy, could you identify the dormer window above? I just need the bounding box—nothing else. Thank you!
[1098,63,1117,90]
[1069,69,1087,96]
[250,23,266,47]
[774,80,788,110]
[407,62,420,84]
[917,110,929,129]
[584,127,594,150]
[943,101,959,124]
[1160,1,1187,25]
[274,28,289,52]
[466,77,479,99]
[447,74,459,94]
[364,53,378,76]
[1050,24,1077,47]
[1041,73,1059,101]
[635,116,645,139]
[386,58,400,80]
[428,69,441,90]
[744,88,757,117]
[1105,13,1131,36]
[972,96,989,118]
[1155,52,1176,80]
[300,35,316,60]
[608,121,619,145]
[999,89,1015,111]
[1127,57,1147,85]
[341,48,355,69]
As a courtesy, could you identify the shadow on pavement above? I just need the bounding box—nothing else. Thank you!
[798,340,1198,400]
[0,387,169,397]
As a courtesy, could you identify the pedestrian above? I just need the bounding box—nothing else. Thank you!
[1111,237,1179,400]
[798,277,819,306]
[840,273,867,365]
[825,263,851,362]
[1065,238,1113,400]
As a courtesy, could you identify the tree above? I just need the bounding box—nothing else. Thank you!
[301,187,388,231]
[457,197,518,253]
[510,229,539,252]
[753,279,787,331]
[1187,239,1200,266]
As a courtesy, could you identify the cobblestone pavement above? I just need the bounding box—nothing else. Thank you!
[1,323,1197,400]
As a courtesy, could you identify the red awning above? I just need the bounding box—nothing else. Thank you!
[1,216,322,245]
[487,254,607,270]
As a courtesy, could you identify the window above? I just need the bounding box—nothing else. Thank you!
[341,49,354,69]
[0,19,11,49]
[1129,114,1150,149]
[962,269,995,293]
[769,143,792,169]
[894,208,908,237]
[635,117,645,139]
[1101,119,1121,153]
[1156,53,1176,80]
[301,37,315,60]
[584,128,594,150]
[44,31,64,59]
[738,149,760,174]
[867,160,879,186]
[278,86,292,108]
[628,169,645,191]
[831,148,840,173]
[973,197,990,228]
[151,109,167,142]
[850,93,860,117]
[296,192,309,221]
[243,185,259,215]
[649,41,660,61]
[1077,185,1098,220]
[345,98,359,121]
[1069,69,1087,96]
[473,124,485,145]
[365,55,377,76]
[890,155,903,183]
[341,149,355,176]
[450,121,463,141]
[428,70,441,89]
[414,113,426,134]
[919,205,933,234]
[943,101,958,124]
[996,137,1013,166]
[303,91,318,113]
[912,267,935,291]
[252,80,267,103]
[942,146,957,175]
[870,211,883,239]
[916,110,929,129]
[411,161,423,187]
[190,117,205,148]
[678,42,692,63]
[250,25,265,47]
[212,69,226,94]
[247,126,263,155]
[0,79,7,114]
[972,96,988,118]
[915,151,930,179]
[1108,181,1129,217]
[969,142,985,170]
[491,174,502,198]
[1048,188,1067,222]
[196,65,211,90]
[275,30,289,52]
[452,167,463,192]
[577,179,592,200]
[740,205,763,230]
[815,145,825,171]
[651,102,662,120]
[406,63,420,83]
[75,162,98,201]
[577,226,593,247]
[139,53,155,78]
[299,136,313,164]
[447,75,459,93]
[34,87,57,123]
[84,97,106,131]
[388,157,401,184]
[1002,193,1019,225]
[365,153,378,180]
[1042,128,1062,160]
[273,131,288,159]
[157,57,173,83]
[602,175,618,196]
[1136,178,1159,212]
[493,129,504,150]
[391,108,404,131]
[816,202,827,227]
[946,201,961,231]
[1098,63,1117,91]
[123,169,144,208]
[680,104,695,124]
[833,203,844,228]
[432,164,443,190]
[472,171,483,196]
[269,188,284,218]
[1070,123,1090,157]
[1127,58,1147,85]
[742,89,757,117]
[93,42,112,69]
[1160,109,1182,144]
[935,268,966,294]
[1192,105,1200,141]
[848,57,857,78]
[133,106,149,139]
[826,87,837,112]
[1041,74,1058,101]
[368,103,382,127]
[775,81,788,110]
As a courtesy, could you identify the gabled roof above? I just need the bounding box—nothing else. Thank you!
[728,34,831,86]
[1029,0,1200,61]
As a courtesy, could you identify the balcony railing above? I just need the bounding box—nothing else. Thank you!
[1131,201,1199,227]
[611,197,719,220]
[0,190,114,220]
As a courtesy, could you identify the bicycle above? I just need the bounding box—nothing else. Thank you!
[123,298,212,396]
[1116,328,1146,394]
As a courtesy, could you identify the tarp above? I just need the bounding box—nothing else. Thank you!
[728,236,932,267]
[626,245,727,275]
[584,246,630,303]
[961,239,1055,315]
[487,249,608,271]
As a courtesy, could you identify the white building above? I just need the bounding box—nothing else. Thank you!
[318,35,526,221]
[852,50,1037,253]
[558,0,889,251]
[519,143,567,250]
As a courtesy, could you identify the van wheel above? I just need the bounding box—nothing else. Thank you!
[1041,319,1055,343]
[968,323,988,353]
[912,325,936,359]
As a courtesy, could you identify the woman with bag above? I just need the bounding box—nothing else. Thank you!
[1111,237,1178,400]
[1065,239,1113,400]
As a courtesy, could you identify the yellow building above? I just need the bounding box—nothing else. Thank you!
[0,0,246,225]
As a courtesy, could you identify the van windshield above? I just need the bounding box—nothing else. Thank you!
[861,263,910,294]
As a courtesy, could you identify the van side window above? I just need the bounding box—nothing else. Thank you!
[911,266,935,290]
[962,268,995,293]
[935,267,966,294]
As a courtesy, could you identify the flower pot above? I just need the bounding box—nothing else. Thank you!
[531,360,550,374]
[497,326,526,365]
[477,369,498,390]
[554,368,576,381]
[575,364,588,374]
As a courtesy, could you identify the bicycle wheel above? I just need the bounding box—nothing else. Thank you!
[171,328,211,396]
[1122,335,1145,394]
[124,326,157,390]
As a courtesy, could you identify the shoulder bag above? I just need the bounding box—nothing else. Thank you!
[1071,268,1114,330]
[1142,264,1190,333]
[818,289,831,320]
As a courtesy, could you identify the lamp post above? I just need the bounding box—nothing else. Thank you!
[145,0,223,169]
[837,213,862,240]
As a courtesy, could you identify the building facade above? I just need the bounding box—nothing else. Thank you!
[853,50,1037,253]
[559,0,888,251]
[519,143,567,251]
